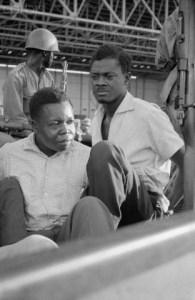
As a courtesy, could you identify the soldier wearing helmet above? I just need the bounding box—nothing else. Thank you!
[2,28,59,136]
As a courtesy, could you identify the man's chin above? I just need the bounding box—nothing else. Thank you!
[96,98,108,104]
[95,94,113,104]
[57,140,73,151]
[43,62,52,69]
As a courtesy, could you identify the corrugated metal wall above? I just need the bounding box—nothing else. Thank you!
[0,66,164,119]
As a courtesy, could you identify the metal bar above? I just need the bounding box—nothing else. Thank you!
[165,0,169,20]
[46,0,58,22]
[126,0,141,24]
[57,0,73,16]
[122,0,126,24]
[0,17,159,42]
[2,26,158,43]
[0,5,160,34]
[141,0,163,29]
[151,0,155,29]
[173,0,179,7]
[109,0,113,23]
[92,2,104,24]
[134,2,147,27]
[73,0,78,15]
[0,36,156,59]
[1,212,195,299]
[178,0,195,209]
[101,0,122,24]
[157,0,164,21]
[77,0,87,16]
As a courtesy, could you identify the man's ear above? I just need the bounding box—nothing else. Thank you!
[126,72,131,81]
[124,72,131,86]
[29,118,37,133]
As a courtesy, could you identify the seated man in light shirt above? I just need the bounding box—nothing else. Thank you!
[0,87,114,246]
[87,44,185,228]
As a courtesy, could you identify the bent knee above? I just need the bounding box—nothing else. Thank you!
[90,141,114,159]
[76,196,109,215]
[89,141,128,174]
[0,176,20,189]
[89,141,123,167]
[26,235,58,250]
[76,196,101,209]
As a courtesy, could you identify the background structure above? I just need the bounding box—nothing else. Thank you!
[0,0,178,77]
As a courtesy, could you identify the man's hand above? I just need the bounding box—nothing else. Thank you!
[165,146,185,211]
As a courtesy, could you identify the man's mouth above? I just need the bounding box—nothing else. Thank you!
[58,135,73,143]
[96,91,108,96]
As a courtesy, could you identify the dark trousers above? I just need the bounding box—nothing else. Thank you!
[86,141,154,228]
[0,177,27,246]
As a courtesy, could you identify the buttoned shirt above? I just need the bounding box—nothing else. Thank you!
[0,134,90,231]
[3,62,54,126]
[91,92,184,194]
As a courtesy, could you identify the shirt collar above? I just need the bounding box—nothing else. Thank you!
[97,91,135,116]
[115,91,135,113]
[23,132,76,158]
[23,133,40,152]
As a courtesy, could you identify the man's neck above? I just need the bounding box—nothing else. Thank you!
[27,57,44,77]
[101,91,127,140]
[103,91,126,118]
[29,64,44,77]
[34,135,56,157]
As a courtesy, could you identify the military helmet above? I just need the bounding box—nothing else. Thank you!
[25,28,59,52]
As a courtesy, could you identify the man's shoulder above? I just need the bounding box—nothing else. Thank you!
[0,138,25,155]
[63,141,90,165]
[131,94,159,109]
[71,141,91,155]
[4,63,28,85]
[8,63,27,77]
[131,94,164,116]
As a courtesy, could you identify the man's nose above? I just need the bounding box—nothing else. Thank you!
[60,122,69,133]
[96,76,107,85]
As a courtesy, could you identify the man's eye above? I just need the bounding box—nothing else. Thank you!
[51,121,59,126]
[67,119,74,125]
[105,74,115,80]
[91,74,98,80]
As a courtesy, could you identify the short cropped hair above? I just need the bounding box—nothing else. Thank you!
[90,44,132,74]
[29,87,72,120]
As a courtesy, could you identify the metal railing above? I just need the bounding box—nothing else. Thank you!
[1,211,195,299]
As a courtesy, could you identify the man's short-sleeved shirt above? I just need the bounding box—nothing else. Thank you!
[0,134,90,231]
[91,92,184,193]
[3,62,54,125]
